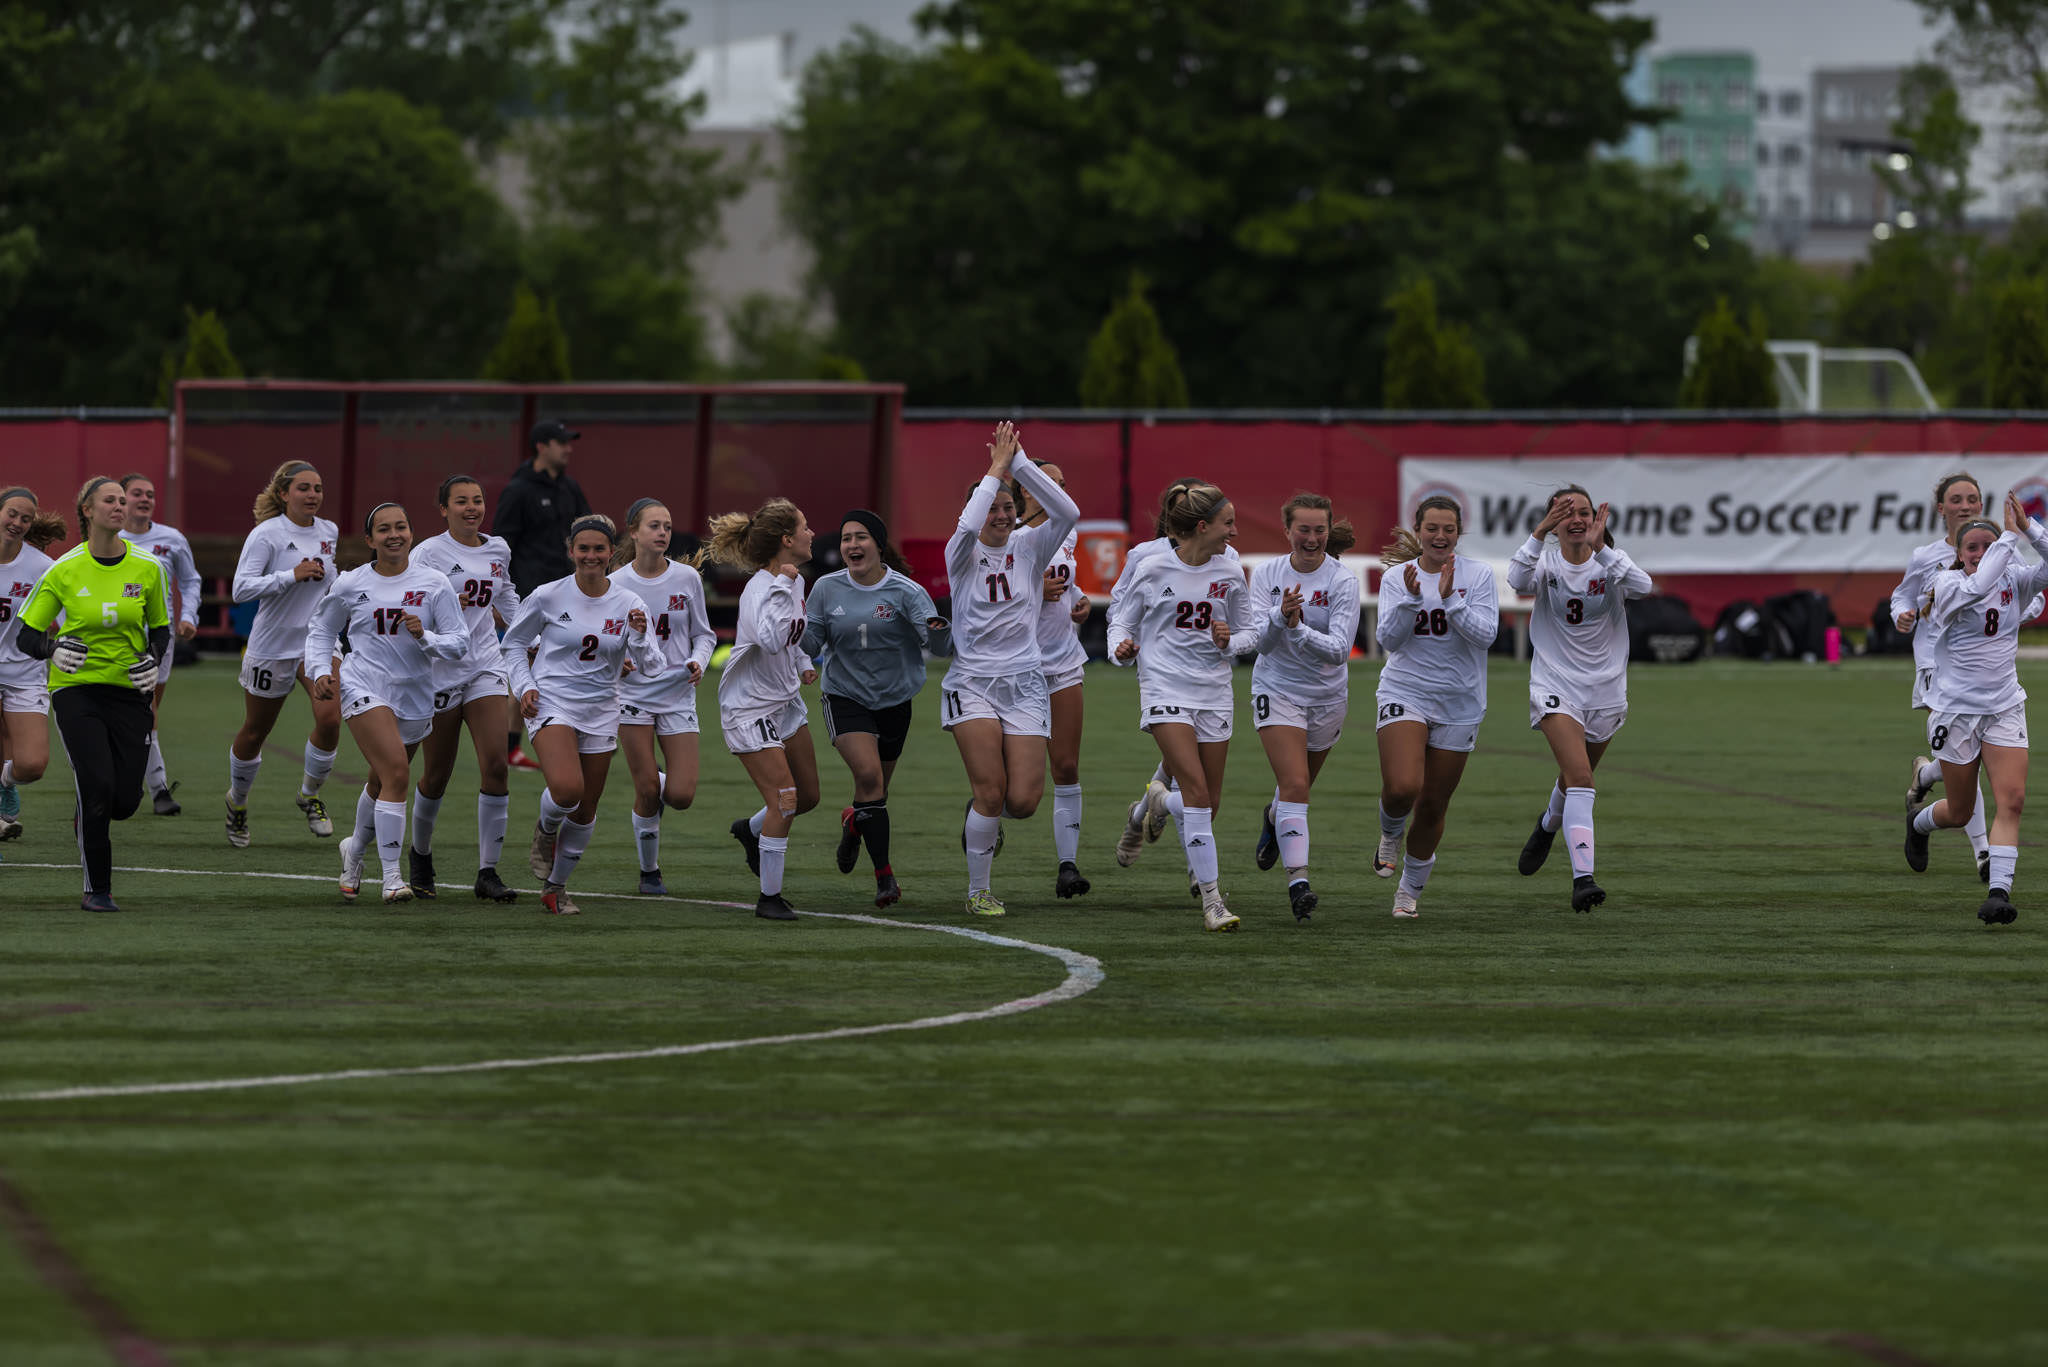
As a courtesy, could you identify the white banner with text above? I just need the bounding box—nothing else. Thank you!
[1399,455,2048,573]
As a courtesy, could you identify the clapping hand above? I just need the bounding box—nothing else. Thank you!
[1281,585,1304,629]
[987,421,1019,477]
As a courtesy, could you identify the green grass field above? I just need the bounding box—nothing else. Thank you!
[2,655,2045,1366]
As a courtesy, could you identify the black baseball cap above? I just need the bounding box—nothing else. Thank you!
[529,418,581,447]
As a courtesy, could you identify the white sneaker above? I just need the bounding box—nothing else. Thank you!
[1115,793,1147,867]
[529,819,557,882]
[1201,887,1240,932]
[338,835,364,902]
[1373,830,1401,879]
[1392,886,1419,919]
[1907,754,1935,809]
[381,870,414,904]
[1142,780,1172,842]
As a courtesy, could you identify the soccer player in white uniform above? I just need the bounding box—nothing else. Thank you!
[502,515,660,916]
[303,503,469,904]
[117,474,202,816]
[1248,493,1360,923]
[410,474,523,903]
[1506,486,1655,912]
[1018,463,1094,900]
[1373,495,1500,919]
[0,487,64,841]
[1109,483,1257,932]
[226,460,343,847]
[1904,494,2048,925]
[611,498,716,897]
[1109,478,1243,870]
[1892,472,1998,881]
[701,499,819,922]
[943,422,1079,918]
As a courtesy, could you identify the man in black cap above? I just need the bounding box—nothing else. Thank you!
[494,418,593,769]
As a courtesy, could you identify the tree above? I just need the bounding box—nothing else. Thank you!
[1382,278,1486,409]
[1680,297,1777,409]
[720,293,865,382]
[1078,275,1189,408]
[516,0,746,379]
[154,306,243,405]
[787,2,1748,407]
[0,71,522,402]
[1986,275,2048,407]
[1916,1,2048,172]
[1875,63,1982,238]
[1837,230,1956,362]
[481,282,571,382]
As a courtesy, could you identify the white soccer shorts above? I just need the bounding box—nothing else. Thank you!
[1139,700,1233,743]
[239,655,300,699]
[1373,693,1481,754]
[723,696,807,756]
[938,670,1051,738]
[1528,688,1627,745]
[1928,705,2028,766]
[1252,690,1346,752]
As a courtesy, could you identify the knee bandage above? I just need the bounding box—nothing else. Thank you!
[777,786,797,817]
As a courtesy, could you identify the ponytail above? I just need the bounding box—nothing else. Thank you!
[254,461,317,523]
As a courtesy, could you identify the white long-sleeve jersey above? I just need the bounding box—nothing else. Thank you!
[1890,536,1953,675]
[503,576,662,723]
[1923,524,2048,715]
[1375,554,1499,723]
[303,563,469,721]
[610,558,717,713]
[1506,537,1654,712]
[1107,534,1240,621]
[0,543,55,688]
[1035,531,1089,675]
[411,531,523,693]
[1250,553,1360,708]
[234,514,339,661]
[121,522,202,628]
[946,453,1080,677]
[718,568,808,715]
[1107,547,1256,711]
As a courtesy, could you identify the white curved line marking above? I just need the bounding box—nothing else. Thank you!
[2,863,1106,1103]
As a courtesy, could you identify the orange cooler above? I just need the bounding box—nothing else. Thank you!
[1073,519,1129,597]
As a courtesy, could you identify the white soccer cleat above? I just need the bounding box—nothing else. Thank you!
[337,835,364,902]
[1201,888,1240,933]
[528,820,557,882]
[296,793,334,837]
[1115,794,1146,867]
[381,871,415,904]
[1142,780,1171,843]
[1907,754,1936,809]
[1392,886,1420,919]
[1373,830,1401,879]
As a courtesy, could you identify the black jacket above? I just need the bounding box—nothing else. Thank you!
[493,462,592,594]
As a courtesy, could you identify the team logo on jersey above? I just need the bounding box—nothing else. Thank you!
[491,562,506,576]
[601,618,624,635]
[8,582,28,598]
[1308,589,1329,608]
[558,612,572,621]
[1207,580,1231,600]
[152,544,172,557]
[122,581,144,598]
[668,594,690,611]
[873,603,896,620]
[1587,577,1607,596]
[401,591,427,607]
[2002,588,2014,607]
[319,540,335,556]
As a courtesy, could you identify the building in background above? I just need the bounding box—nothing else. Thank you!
[1651,51,1759,231]
[1752,72,1811,256]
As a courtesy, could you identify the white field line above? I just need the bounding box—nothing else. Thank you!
[1,863,1106,1103]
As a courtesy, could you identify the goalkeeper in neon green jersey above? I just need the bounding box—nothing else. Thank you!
[17,476,171,912]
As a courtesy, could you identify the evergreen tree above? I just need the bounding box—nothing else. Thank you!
[1986,275,2048,408]
[481,281,571,382]
[153,306,243,406]
[1078,274,1189,408]
[1679,297,1777,408]
[1382,278,1488,409]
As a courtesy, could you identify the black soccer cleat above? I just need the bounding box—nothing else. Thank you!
[731,817,761,874]
[1056,861,1091,899]
[81,892,120,913]
[1978,889,2018,925]
[408,847,437,899]
[639,868,667,896]
[1288,879,1318,923]
[1255,803,1279,872]
[152,782,182,816]
[1570,874,1606,912]
[1979,849,1992,885]
[755,892,799,921]
[1518,818,1556,876]
[474,866,518,903]
[1904,808,1931,873]
[874,871,902,909]
[837,806,861,874]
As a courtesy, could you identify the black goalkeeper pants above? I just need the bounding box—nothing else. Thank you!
[52,684,151,896]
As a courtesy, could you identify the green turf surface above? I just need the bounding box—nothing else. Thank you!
[2,656,2045,1366]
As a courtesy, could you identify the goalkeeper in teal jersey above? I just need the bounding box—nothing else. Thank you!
[802,509,950,907]
[17,477,171,911]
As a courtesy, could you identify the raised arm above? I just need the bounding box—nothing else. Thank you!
[1010,452,1080,568]
[1597,545,1655,610]
[1927,535,2019,630]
